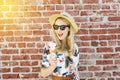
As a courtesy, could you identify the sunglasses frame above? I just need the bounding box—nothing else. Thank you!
[53,25,70,30]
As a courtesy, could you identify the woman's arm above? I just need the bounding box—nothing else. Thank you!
[41,53,57,78]
[41,65,56,78]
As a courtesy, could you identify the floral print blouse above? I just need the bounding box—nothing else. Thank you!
[41,42,79,77]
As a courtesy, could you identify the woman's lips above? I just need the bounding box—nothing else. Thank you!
[58,33,63,37]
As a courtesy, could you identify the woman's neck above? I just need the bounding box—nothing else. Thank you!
[61,38,67,47]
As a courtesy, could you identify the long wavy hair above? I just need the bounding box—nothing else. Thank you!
[51,17,75,56]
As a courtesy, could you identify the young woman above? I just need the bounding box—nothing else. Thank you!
[41,12,79,80]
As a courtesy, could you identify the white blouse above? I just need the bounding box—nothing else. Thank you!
[41,42,79,77]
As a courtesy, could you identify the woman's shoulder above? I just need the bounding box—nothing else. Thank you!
[73,43,79,57]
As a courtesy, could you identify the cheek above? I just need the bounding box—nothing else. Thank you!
[63,30,69,36]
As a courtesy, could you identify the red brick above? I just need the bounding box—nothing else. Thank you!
[100,41,107,46]
[27,43,35,47]
[13,37,23,42]
[32,67,41,72]
[75,17,88,22]
[76,42,90,46]
[21,73,38,78]
[33,18,49,23]
[31,61,38,66]
[33,30,50,35]
[24,12,41,17]
[18,43,26,48]
[103,66,118,70]
[79,72,93,77]
[115,47,120,52]
[43,12,60,16]
[83,0,98,3]
[14,31,32,36]
[95,72,111,77]
[62,0,79,4]
[108,17,120,21]
[80,36,98,40]
[43,0,61,4]
[108,28,120,34]
[3,74,19,79]
[90,29,107,34]
[0,56,10,60]
[80,60,95,65]
[23,37,40,42]
[100,23,117,28]
[81,11,88,16]
[64,5,73,10]
[2,49,18,54]
[88,78,96,80]
[90,17,102,22]
[38,6,45,10]
[103,54,120,59]
[56,5,64,10]
[116,78,120,80]
[37,43,44,48]
[43,36,52,41]
[28,24,42,30]
[118,35,120,39]
[84,5,100,10]
[80,54,102,59]
[17,18,32,23]
[20,49,38,54]
[44,5,55,10]
[13,67,30,72]
[20,61,31,66]
[0,31,13,36]
[97,47,113,52]
[102,5,110,9]
[99,35,116,40]
[79,48,95,53]
[108,41,116,46]
[74,4,82,10]
[96,60,113,65]
[12,55,29,60]
[2,61,18,66]
[113,72,120,76]
[88,66,101,71]
[102,0,114,3]
[99,10,117,16]
[31,55,42,60]
[0,68,10,72]
[78,66,87,71]
[115,60,120,64]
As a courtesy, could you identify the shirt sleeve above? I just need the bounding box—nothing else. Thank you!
[41,42,56,68]
[72,43,79,67]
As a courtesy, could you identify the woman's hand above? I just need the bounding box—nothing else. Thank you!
[49,53,57,68]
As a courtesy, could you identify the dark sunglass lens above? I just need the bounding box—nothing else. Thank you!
[53,25,59,30]
[60,25,66,30]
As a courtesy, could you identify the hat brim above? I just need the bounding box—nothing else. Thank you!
[49,14,78,33]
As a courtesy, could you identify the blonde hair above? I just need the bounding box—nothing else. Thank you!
[51,17,75,56]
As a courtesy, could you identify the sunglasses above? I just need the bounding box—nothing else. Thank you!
[53,25,70,30]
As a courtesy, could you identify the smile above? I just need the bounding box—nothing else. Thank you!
[58,33,63,37]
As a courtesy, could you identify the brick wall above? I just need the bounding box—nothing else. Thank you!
[0,0,120,80]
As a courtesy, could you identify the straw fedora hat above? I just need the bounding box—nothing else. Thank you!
[49,12,78,33]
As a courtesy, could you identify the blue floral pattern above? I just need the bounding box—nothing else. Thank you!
[41,42,79,77]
